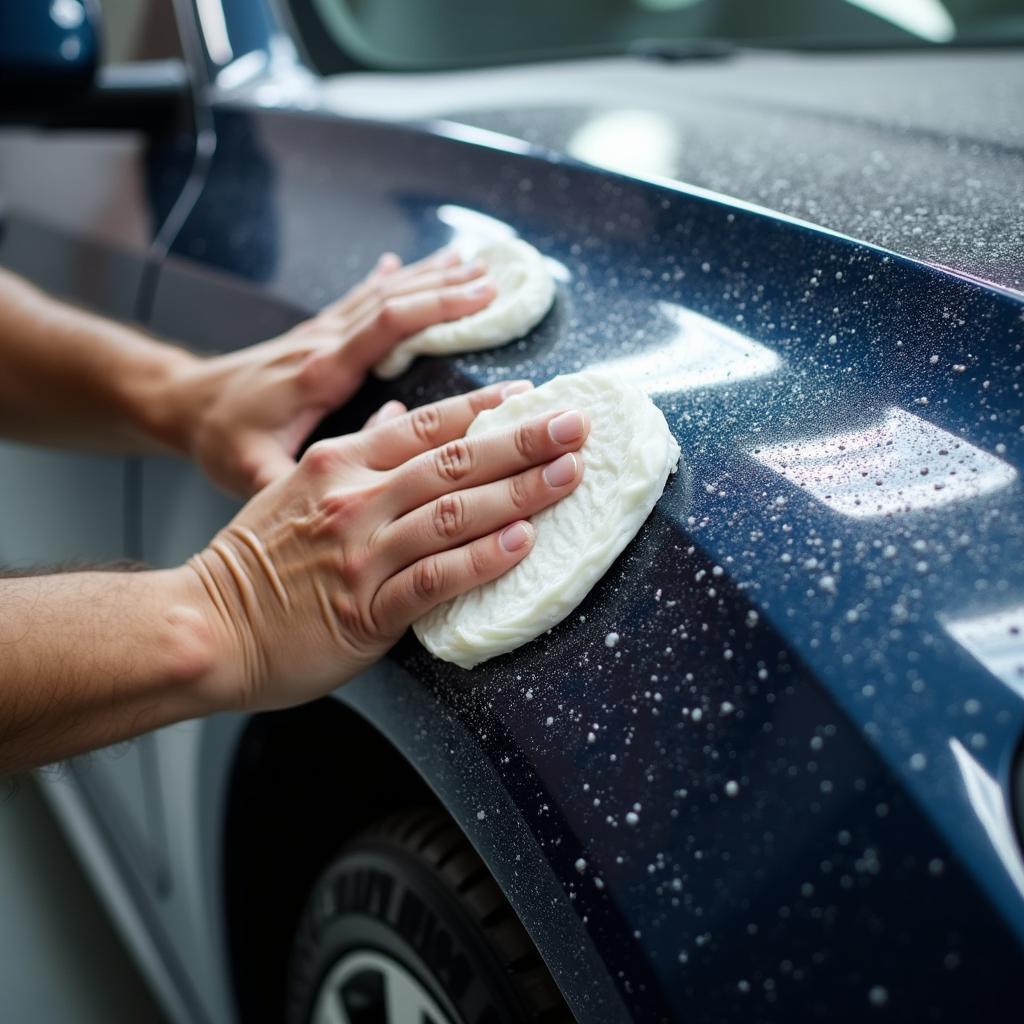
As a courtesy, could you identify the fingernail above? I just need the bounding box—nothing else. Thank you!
[500,521,533,552]
[543,452,578,488]
[548,410,585,444]
[466,276,494,297]
[501,380,533,399]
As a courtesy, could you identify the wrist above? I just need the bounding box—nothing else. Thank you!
[157,564,238,715]
[128,341,207,457]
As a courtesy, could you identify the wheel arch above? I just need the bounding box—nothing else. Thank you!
[217,664,630,1024]
[221,698,435,1023]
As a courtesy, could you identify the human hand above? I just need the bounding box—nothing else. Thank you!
[157,248,495,497]
[181,381,590,711]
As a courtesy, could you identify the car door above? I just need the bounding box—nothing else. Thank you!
[0,5,196,898]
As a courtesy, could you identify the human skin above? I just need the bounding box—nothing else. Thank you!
[0,252,589,774]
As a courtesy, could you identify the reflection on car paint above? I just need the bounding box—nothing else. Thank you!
[568,108,680,180]
[595,301,782,393]
[436,203,515,250]
[752,406,1017,518]
[944,603,1024,700]
[949,737,1024,898]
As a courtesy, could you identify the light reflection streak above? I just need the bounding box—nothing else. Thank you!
[428,121,535,157]
[949,738,1024,899]
[436,205,515,255]
[196,0,233,65]
[567,109,680,180]
[435,205,571,282]
[594,302,782,393]
[753,407,1016,518]
[944,604,1024,700]
[216,50,267,91]
[844,0,955,43]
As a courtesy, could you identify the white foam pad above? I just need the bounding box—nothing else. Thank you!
[373,238,555,380]
[414,369,680,668]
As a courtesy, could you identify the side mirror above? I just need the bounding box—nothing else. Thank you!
[0,0,101,108]
[0,2,189,134]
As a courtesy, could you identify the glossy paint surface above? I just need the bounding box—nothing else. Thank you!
[148,88,1024,1019]
[0,0,99,83]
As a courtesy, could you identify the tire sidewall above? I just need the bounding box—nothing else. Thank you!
[288,846,525,1024]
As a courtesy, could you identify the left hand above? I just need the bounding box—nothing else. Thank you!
[159,247,495,496]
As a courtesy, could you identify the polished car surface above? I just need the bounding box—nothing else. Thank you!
[1,1,1022,1022]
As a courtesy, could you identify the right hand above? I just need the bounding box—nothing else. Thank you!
[183,380,590,710]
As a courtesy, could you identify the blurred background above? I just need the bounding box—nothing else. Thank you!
[0,12,171,1023]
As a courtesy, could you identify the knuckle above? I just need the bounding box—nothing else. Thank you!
[468,542,492,580]
[317,487,369,530]
[432,493,466,540]
[410,405,443,445]
[507,471,533,513]
[343,548,370,583]
[326,542,370,586]
[412,558,445,602]
[434,439,473,482]
[301,441,340,476]
[513,423,538,461]
[376,299,401,333]
[329,591,363,634]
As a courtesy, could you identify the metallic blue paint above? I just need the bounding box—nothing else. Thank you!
[2,0,1021,1019]
[0,0,99,84]
[145,87,1024,1019]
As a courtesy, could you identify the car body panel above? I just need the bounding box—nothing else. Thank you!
[242,48,1024,296]
[138,92,1024,1019]
[2,0,1021,1020]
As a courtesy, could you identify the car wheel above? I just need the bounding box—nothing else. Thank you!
[286,806,573,1024]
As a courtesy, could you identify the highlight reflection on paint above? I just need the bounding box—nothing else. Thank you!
[944,604,1024,700]
[949,738,1024,899]
[595,302,782,394]
[753,407,1017,518]
[568,109,680,180]
[436,205,515,254]
[435,205,570,282]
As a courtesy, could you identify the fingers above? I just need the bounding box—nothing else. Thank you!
[383,407,589,515]
[381,450,583,572]
[341,276,496,370]
[327,246,461,318]
[358,380,533,469]
[344,258,487,325]
[371,520,535,632]
[363,399,407,430]
[375,252,402,275]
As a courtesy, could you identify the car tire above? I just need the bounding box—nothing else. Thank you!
[286,805,573,1024]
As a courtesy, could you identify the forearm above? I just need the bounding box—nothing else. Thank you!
[0,567,220,775]
[0,267,198,453]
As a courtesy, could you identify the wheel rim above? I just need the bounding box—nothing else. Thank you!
[310,949,459,1024]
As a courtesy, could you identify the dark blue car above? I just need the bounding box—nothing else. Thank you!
[1,1,1022,1021]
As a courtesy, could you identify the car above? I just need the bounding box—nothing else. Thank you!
[1,1,1023,1021]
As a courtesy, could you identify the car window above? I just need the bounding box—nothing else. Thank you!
[285,0,1024,71]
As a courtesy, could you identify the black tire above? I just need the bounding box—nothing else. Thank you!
[286,805,574,1024]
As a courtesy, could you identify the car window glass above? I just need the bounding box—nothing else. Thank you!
[287,0,1024,71]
